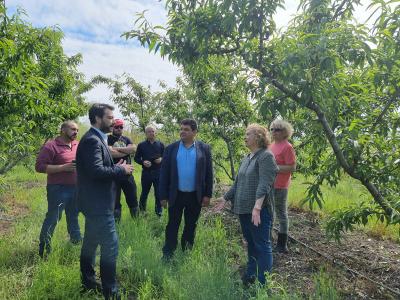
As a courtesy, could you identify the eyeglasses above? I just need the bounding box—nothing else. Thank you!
[270,128,283,132]
[114,126,123,129]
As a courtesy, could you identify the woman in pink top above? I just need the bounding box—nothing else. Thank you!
[269,119,296,253]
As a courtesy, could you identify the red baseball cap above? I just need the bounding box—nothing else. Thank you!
[114,119,124,126]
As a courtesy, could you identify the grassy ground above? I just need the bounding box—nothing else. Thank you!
[288,174,400,241]
[0,166,339,300]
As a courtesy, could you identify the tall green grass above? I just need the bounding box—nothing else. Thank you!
[289,174,400,241]
[1,166,341,299]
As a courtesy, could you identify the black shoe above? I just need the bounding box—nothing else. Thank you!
[161,253,173,263]
[274,233,289,253]
[81,281,102,294]
[39,243,51,258]
[242,275,256,287]
[103,288,122,300]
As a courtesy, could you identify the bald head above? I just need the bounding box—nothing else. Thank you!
[145,125,156,142]
[61,120,78,131]
[60,120,79,142]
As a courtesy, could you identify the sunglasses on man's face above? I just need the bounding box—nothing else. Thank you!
[114,126,123,130]
[270,128,283,132]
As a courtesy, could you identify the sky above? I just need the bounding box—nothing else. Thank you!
[6,0,373,121]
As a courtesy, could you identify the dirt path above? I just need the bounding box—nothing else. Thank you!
[206,204,400,299]
[0,182,37,235]
[283,208,400,299]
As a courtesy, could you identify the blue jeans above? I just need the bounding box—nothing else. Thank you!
[239,208,273,285]
[39,184,81,251]
[80,215,119,296]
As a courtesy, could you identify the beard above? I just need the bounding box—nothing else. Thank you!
[100,121,112,133]
[67,133,77,141]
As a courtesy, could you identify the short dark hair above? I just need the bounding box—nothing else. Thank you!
[88,103,114,125]
[180,119,197,131]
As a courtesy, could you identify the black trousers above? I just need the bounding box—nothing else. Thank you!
[139,169,161,215]
[162,191,201,256]
[115,174,138,211]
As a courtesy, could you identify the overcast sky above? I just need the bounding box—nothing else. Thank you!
[6,0,373,121]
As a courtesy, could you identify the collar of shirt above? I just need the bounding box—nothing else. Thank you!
[146,139,157,145]
[179,140,196,149]
[248,148,264,160]
[91,126,108,143]
[54,137,77,148]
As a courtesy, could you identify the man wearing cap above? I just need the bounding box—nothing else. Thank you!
[35,120,82,258]
[108,119,138,221]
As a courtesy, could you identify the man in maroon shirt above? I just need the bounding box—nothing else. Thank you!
[35,120,82,258]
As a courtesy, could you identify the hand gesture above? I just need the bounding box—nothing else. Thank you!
[251,207,261,226]
[213,197,227,212]
[201,196,210,207]
[143,160,152,168]
[161,199,168,208]
[117,159,134,174]
[154,157,162,164]
[62,162,76,172]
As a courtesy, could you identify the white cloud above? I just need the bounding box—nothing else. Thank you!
[63,37,180,120]
[7,0,180,122]
[6,0,380,123]
[7,0,168,43]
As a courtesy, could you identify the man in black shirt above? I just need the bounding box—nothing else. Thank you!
[134,125,165,216]
[108,119,138,221]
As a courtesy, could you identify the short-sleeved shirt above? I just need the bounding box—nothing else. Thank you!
[35,137,78,185]
[108,135,133,164]
[269,140,296,189]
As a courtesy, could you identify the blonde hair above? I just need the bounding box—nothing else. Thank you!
[246,123,271,148]
[270,119,294,139]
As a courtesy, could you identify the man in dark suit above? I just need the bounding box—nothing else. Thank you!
[159,119,213,259]
[76,103,133,300]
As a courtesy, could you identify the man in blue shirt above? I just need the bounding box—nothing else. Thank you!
[159,119,213,259]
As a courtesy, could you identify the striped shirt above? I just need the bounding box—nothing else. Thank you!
[224,149,278,214]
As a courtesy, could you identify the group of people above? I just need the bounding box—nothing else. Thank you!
[35,103,296,299]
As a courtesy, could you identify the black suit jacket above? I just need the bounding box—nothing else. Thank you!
[76,128,126,216]
[159,140,213,207]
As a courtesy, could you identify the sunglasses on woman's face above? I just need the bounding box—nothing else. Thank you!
[270,128,282,132]
[114,126,123,129]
